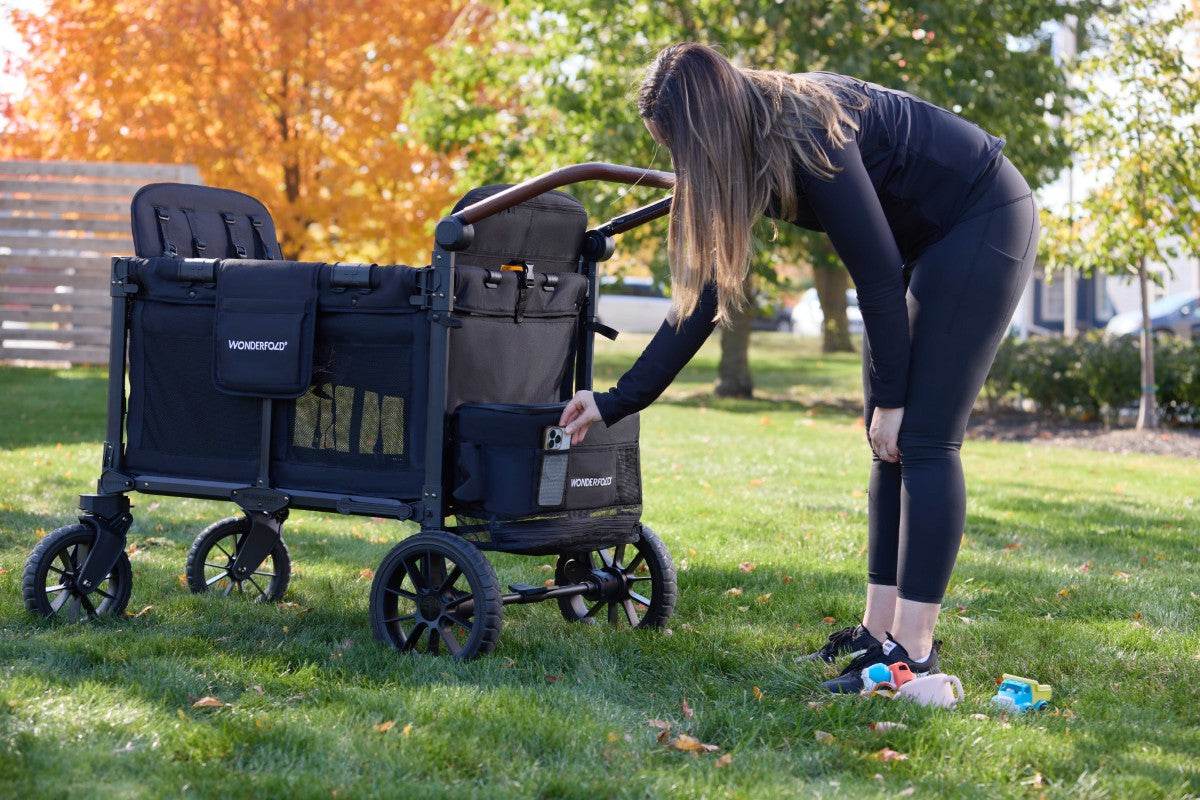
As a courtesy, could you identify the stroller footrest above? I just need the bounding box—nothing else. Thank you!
[507,583,551,598]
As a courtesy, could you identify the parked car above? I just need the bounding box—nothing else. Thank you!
[790,287,864,337]
[597,275,672,333]
[750,299,794,332]
[1105,292,1199,339]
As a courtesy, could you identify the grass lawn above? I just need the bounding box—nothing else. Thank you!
[1,332,1198,799]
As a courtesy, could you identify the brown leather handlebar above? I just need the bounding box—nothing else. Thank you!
[451,162,676,225]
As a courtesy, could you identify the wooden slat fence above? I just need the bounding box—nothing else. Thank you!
[1,161,201,365]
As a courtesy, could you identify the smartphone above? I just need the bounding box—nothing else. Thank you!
[543,425,570,451]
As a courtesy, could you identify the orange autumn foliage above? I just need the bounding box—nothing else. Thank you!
[2,0,468,264]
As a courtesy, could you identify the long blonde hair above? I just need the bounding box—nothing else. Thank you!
[638,43,865,325]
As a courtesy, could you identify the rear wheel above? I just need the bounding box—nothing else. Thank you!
[185,516,290,602]
[369,531,503,659]
[23,524,132,620]
[555,524,676,628]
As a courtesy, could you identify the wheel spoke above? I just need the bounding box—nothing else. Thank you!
[625,553,646,575]
[385,586,418,600]
[94,587,116,601]
[420,551,433,587]
[628,575,653,583]
[247,575,267,599]
[67,594,83,621]
[44,583,67,593]
[444,594,474,611]
[47,565,66,576]
[400,556,422,590]
[584,600,604,620]
[623,599,640,627]
[607,602,618,625]
[629,590,652,606]
[222,580,236,597]
[206,572,230,587]
[401,622,427,651]
[438,565,463,594]
[597,548,614,568]
[57,551,74,573]
[213,541,233,561]
[252,570,276,578]
[80,593,98,618]
[50,589,71,613]
[444,612,473,631]
[204,562,230,570]
[440,625,462,657]
[428,627,441,655]
[383,614,416,624]
[614,542,627,567]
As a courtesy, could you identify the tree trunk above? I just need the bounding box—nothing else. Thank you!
[1136,255,1158,429]
[715,276,755,398]
[812,264,853,353]
[715,304,754,398]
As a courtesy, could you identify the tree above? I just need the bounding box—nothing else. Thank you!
[1042,0,1200,429]
[1,0,465,264]
[418,1,1082,394]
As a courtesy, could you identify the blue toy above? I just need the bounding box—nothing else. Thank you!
[991,674,1052,713]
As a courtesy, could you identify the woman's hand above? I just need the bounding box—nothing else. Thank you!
[869,406,904,463]
[560,391,603,445]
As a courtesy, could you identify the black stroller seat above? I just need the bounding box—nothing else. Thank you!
[131,183,283,260]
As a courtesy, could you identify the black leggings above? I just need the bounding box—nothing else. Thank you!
[864,157,1037,604]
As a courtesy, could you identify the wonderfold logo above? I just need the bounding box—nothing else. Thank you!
[227,340,289,351]
[570,475,614,488]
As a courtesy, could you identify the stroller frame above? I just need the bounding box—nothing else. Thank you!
[23,163,676,658]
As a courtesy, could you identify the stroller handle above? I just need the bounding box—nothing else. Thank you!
[450,162,675,225]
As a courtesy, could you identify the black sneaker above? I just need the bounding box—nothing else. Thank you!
[798,622,882,663]
[820,635,942,694]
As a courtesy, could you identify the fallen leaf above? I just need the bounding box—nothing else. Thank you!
[129,605,153,619]
[753,686,764,701]
[1057,588,1070,598]
[1132,611,1142,619]
[176,708,190,722]
[670,734,720,753]
[715,753,732,768]
[1023,773,1044,788]
[737,605,749,612]
[1077,561,1092,573]
[682,699,693,719]
[877,748,908,762]
[869,722,908,732]
[971,713,989,720]
[756,593,773,604]
[191,696,227,708]
[358,568,374,580]
[402,723,413,737]
[648,719,671,730]
[538,564,554,572]
[822,616,836,625]
[738,562,757,573]
[500,658,516,669]
[1005,541,1022,551]
[0,568,8,576]
[783,575,793,584]
[808,701,826,710]
[899,788,916,797]
[748,478,764,488]
[545,674,560,683]
[814,730,834,743]
[373,720,395,733]
[958,616,973,625]
[178,573,188,587]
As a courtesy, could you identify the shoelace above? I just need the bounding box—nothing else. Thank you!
[818,625,860,659]
[838,643,887,676]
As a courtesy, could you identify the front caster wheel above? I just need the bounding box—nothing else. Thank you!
[185,516,290,602]
[23,524,132,620]
[555,524,676,628]
[369,531,502,659]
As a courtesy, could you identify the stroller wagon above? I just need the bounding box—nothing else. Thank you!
[21,163,678,659]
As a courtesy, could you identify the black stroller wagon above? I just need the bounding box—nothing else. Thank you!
[21,163,679,658]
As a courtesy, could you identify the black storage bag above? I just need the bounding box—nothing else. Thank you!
[451,403,642,555]
[212,260,318,398]
[447,265,588,410]
[131,183,283,259]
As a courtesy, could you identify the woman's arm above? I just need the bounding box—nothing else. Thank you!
[560,283,718,442]
[801,135,911,410]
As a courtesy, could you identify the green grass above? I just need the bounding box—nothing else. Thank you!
[1,333,1198,799]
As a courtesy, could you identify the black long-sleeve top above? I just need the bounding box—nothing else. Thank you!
[593,74,1006,425]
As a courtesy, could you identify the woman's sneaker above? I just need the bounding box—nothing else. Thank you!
[798,622,882,663]
[820,635,942,694]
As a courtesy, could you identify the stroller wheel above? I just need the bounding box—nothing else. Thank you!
[555,524,677,629]
[369,531,503,659]
[185,516,291,602]
[23,524,132,621]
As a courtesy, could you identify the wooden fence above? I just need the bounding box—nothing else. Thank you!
[1,161,201,365]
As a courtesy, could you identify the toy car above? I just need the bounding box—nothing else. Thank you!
[991,674,1052,712]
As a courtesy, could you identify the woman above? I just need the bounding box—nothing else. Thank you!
[559,43,1038,693]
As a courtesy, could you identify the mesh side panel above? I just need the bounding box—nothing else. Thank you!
[614,444,642,505]
[454,507,642,555]
[283,341,413,472]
